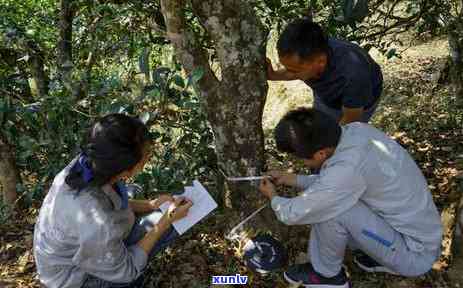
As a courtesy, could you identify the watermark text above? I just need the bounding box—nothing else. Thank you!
[212,274,248,285]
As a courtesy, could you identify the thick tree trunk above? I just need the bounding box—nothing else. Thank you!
[161,0,267,204]
[0,133,19,208]
[189,0,269,213]
[448,19,463,107]
[160,0,294,242]
[160,1,285,235]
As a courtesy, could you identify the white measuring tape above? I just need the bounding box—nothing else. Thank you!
[226,203,268,241]
[224,175,272,240]
[226,175,271,182]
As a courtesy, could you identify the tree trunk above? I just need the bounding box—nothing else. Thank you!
[58,0,75,92]
[448,18,463,107]
[74,15,103,100]
[191,0,270,213]
[0,133,19,208]
[305,0,317,22]
[1,42,48,100]
[26,40,49,98]
[160,0,275,224]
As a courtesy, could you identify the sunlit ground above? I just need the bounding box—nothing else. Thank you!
[1,37,463,287]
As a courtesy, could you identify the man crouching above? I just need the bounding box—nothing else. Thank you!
[259,108,442,287]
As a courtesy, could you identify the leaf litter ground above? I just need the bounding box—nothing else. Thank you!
[1,38,462,288]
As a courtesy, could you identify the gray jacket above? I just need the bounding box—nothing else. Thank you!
[33,159,146,288]
[271,123,442,253]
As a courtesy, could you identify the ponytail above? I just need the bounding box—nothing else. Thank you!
[65,114,149,190]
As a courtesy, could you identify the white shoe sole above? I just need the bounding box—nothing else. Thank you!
[353,258,399,275]
[283,272,350,288]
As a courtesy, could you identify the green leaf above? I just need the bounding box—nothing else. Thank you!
[148,88,161,100]
[148,130,162,141]
[116,106,126,113]
[173,75,185,88]
[337,0,369,24]
[125,104,135,114]
[191,67,204,83]
[140,112,150,124]
[385,48,397,59]
[187,67,205,88]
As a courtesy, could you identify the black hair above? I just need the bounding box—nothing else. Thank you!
[65,114,150,190]
[274,108,341,159]
[277,19,329,60]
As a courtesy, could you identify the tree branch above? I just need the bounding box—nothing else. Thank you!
[25,40,49,98]
[160,0,219,106]
[1,32,48,99]
[305,0,317,22]
[58,0,76,92]
[74,15,103,100]
[350,1,428,42]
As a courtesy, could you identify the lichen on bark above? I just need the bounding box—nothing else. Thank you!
[160,0,269,214]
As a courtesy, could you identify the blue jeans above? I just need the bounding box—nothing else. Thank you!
[83,210,179,288]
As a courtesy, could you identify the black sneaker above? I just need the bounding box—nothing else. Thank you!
[283,262,350,288]
[353,251,398,275]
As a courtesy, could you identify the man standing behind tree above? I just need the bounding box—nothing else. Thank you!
[267,19,383,125]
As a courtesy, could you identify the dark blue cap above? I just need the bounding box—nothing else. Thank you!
[243,234,288,274]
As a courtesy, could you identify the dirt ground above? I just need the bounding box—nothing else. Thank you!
[263,36,463,288]
[1,37,463,287]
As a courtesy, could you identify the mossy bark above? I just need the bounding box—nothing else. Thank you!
[160,1,283,232]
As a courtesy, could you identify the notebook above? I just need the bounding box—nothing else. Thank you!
[159,180,218,235]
